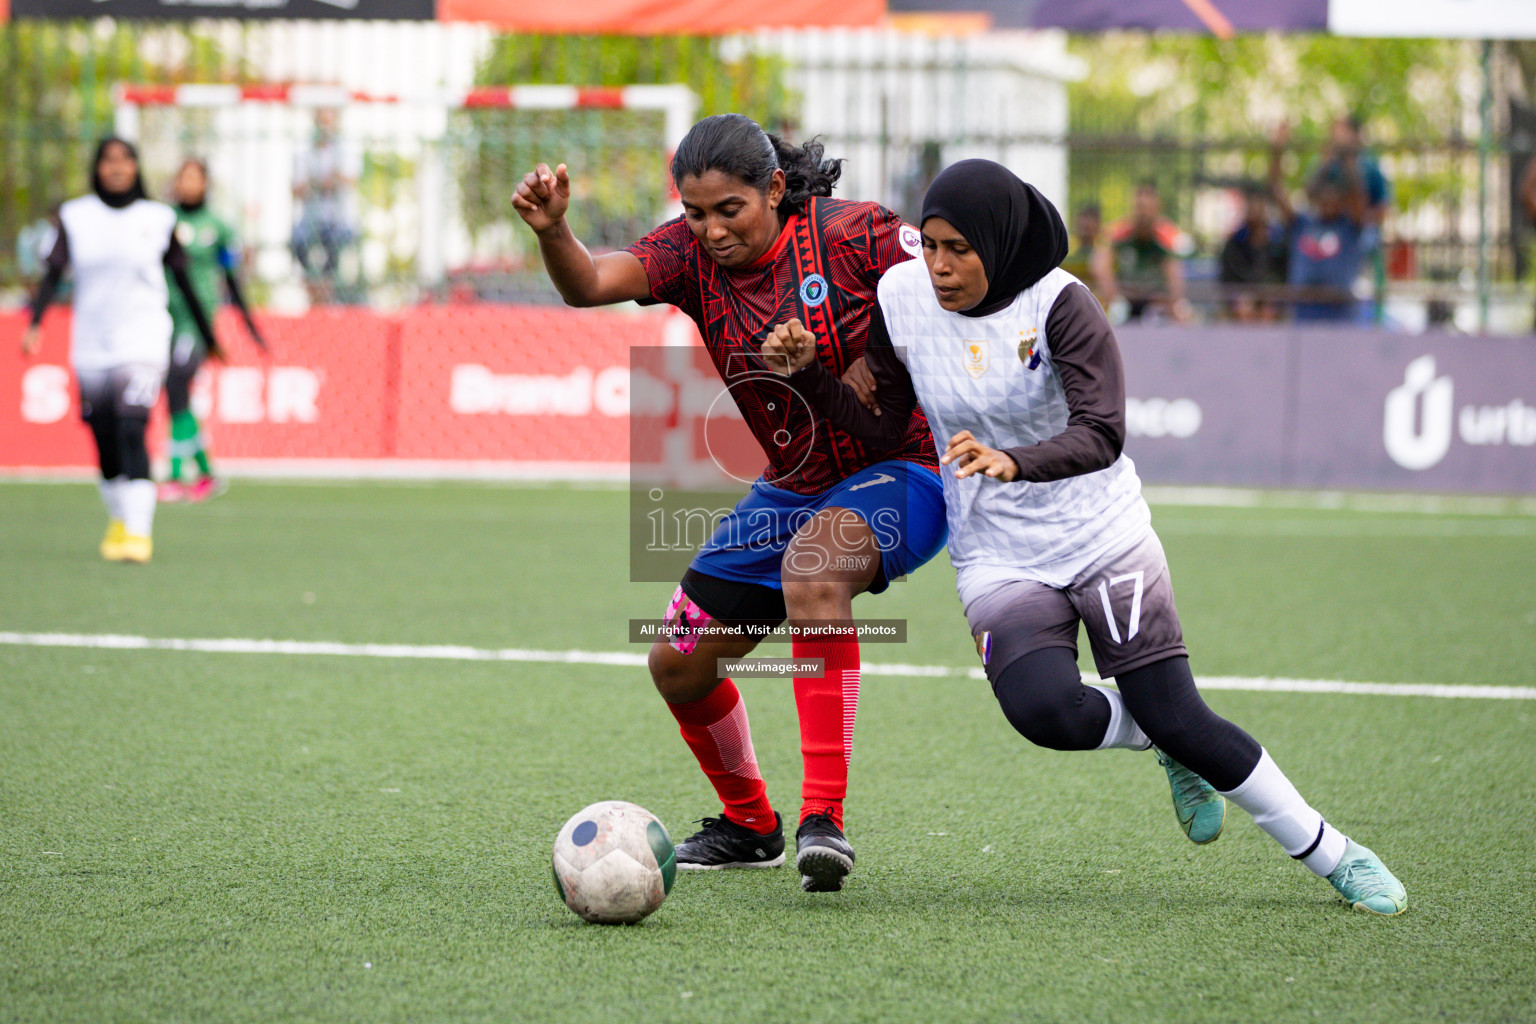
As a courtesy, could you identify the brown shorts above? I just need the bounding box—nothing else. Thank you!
[77,363,162,421]
[963,529,1187,682]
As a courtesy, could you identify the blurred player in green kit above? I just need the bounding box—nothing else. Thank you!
[161,158,267,503]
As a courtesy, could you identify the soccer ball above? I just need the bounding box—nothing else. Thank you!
[552,800,676,924]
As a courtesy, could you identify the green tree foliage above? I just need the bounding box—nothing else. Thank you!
[1,20,239,286]
[457,35,796,252]
[1065,32,1472,228]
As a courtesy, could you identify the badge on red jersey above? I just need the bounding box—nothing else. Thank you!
[799,273,829,308]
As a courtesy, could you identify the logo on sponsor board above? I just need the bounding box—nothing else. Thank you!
[1384,355,1536,470]
[1384,355,1454,470]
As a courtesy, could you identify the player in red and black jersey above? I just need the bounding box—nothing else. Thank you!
[514,114,947,892]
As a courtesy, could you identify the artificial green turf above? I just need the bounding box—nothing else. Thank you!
[2,482,1533,1023]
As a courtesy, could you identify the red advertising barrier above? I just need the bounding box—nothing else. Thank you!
[393,305,653,463]
[1,310,98,470]
[0,305,691,475]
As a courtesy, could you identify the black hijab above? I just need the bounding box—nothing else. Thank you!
[920,159,1069,318]
[91,137,148,209]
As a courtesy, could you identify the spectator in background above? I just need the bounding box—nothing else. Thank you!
[1059,203,1108,305]
[1521,157,1536,332]
[1219,184,1289,322]
[1270,123,1368,323]
[1093,181,1193,323]
[899,141,945,225]
[290,107,359,303]
[1311,114,1391,246]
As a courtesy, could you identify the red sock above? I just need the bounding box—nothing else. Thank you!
[793,630,860,830]
[666,679,776,834]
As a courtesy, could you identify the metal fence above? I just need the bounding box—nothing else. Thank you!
[3,19,1528,330]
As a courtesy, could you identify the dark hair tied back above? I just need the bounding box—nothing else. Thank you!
[671,113,842,214]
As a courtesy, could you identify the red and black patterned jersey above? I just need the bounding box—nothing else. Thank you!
[626,197,940,496]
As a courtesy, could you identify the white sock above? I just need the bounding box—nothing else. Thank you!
[1220,748,1348,876]
[1090,685,1150,751]
[98,477,126,522]
[119,478,158,538]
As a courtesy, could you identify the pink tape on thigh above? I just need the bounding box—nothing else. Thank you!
[663,585,717,656]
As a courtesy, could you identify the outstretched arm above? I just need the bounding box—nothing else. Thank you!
[1522,158,1536,224]
[222,264,268,352]
[1268,124,1296,224]
[165,236,222,359]
[1340,156,1369,227]
[1089,241,1119,304]
[22,227,69,356]
[1162,255,1191,322]
[761,309,916,453]
[512,162,651,307]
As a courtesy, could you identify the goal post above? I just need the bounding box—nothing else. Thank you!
[112,81,698,296]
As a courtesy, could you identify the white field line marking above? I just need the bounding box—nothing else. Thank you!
[3,476,1533,516]
[3,631,1533,701]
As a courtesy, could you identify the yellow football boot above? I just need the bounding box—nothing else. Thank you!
[117,533,153,565]
[100,520,127,561]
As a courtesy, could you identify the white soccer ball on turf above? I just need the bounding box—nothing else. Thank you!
[552,800,676,924]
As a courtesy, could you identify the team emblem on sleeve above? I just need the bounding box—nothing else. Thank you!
[899,224,923,257]
[799,273,829,308]
[963,341,989,379]
[1018,328,1042,370]
[973,631,992,666]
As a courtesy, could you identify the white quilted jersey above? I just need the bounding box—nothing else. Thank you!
[58,195,177,372]
[878,261,1149,585]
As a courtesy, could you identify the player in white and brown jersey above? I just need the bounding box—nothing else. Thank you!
[764,159,1406,916]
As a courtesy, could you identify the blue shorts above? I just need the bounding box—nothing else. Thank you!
[689,459,948,595]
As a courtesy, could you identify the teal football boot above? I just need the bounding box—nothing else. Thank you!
[1327,840,1407,915]
[1155,749,1226,844]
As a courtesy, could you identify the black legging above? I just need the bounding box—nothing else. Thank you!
[166,346,203,417]
[84,404,151,481]
[992,649,1261,791]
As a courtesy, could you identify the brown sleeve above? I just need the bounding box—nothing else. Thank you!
[786,302,915,452]
[1004,283,1127,482]
[28,226,70,327]
[164,234,220,353]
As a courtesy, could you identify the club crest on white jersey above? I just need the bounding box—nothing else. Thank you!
[963,340,989,379]
[1018,328,1042,369]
